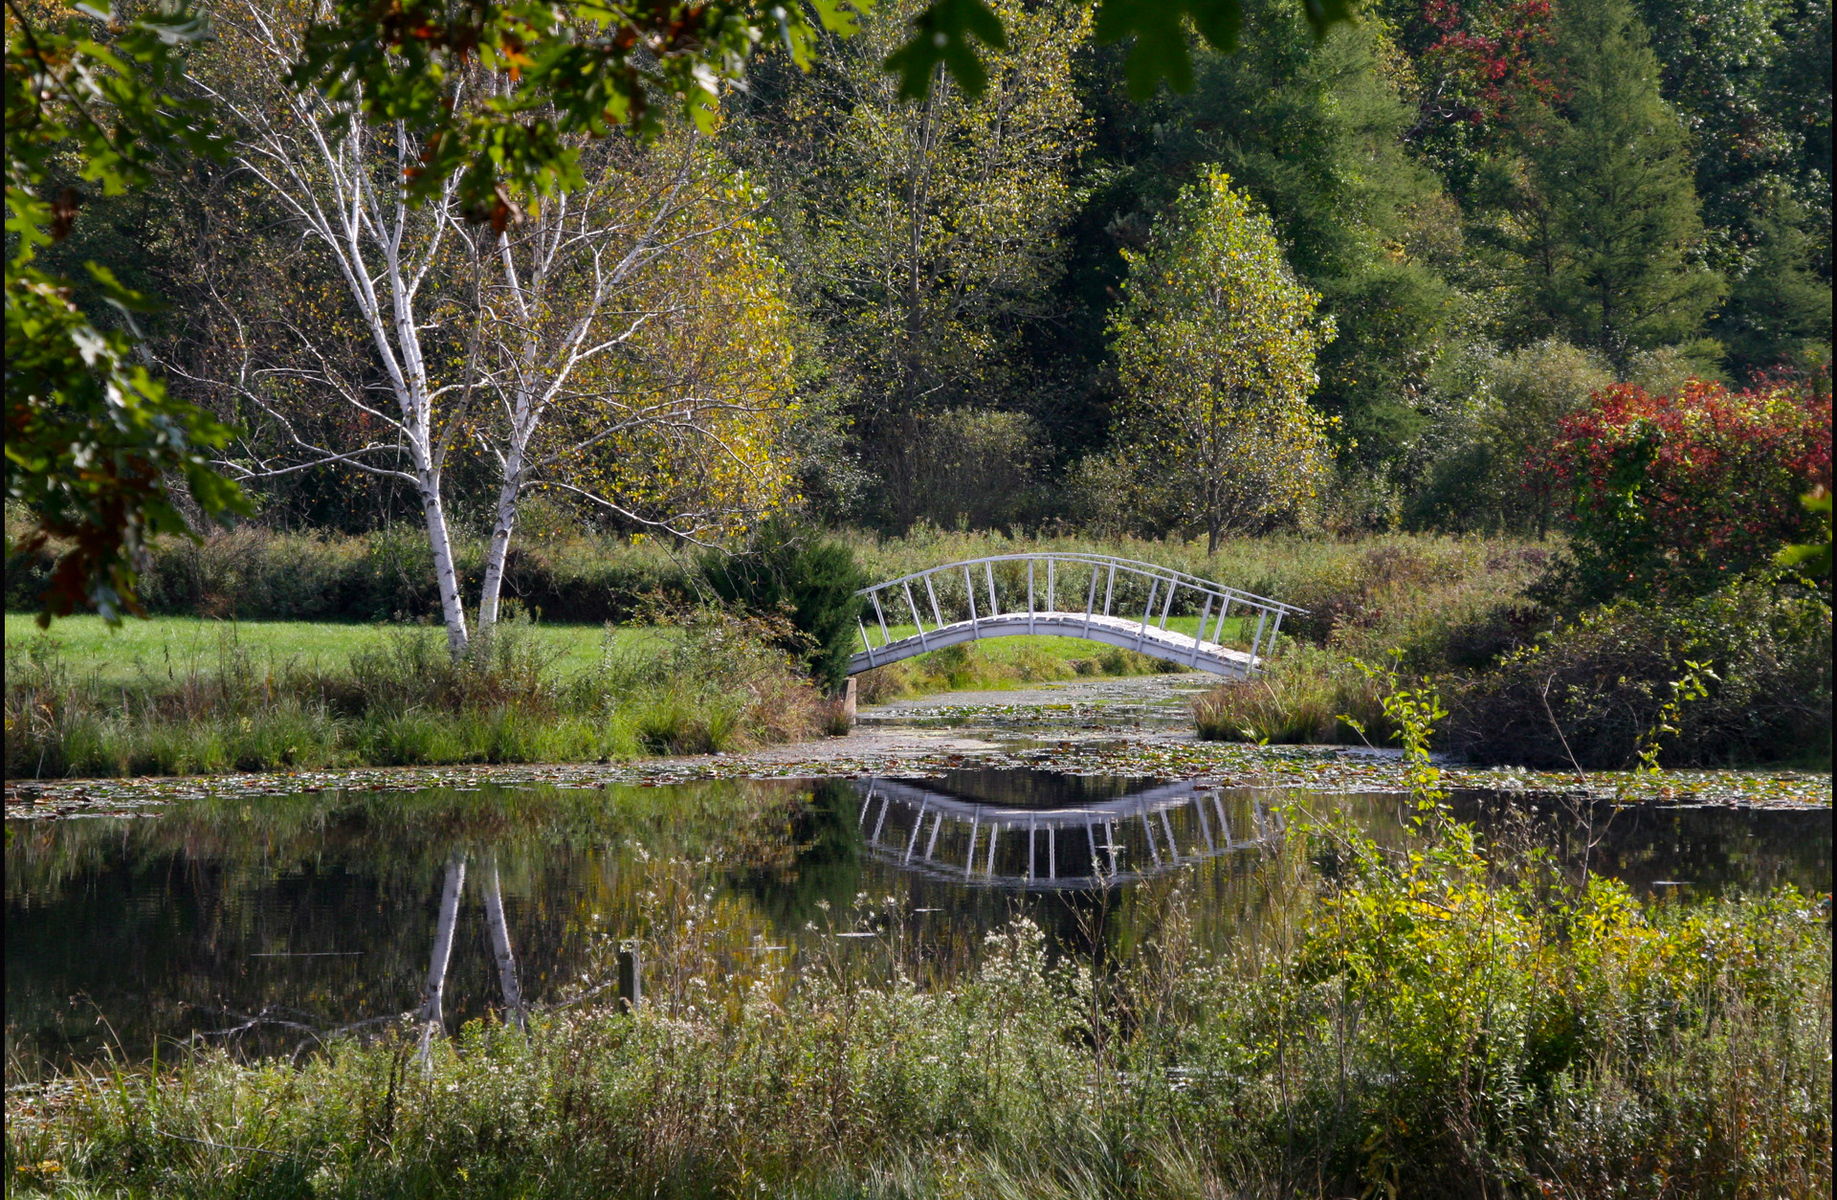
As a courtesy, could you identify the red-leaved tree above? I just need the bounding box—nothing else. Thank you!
[1541,373,1832,600]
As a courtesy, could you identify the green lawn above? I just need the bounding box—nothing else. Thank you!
[3,614,657,689]
[853,614,1256,660]
[4,610,1261,694]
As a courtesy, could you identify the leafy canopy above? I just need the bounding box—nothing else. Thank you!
[4,0,250,623]
[1109,169,1336,548]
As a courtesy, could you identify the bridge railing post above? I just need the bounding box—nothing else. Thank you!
[903,582,928,649]
[1247,608,1269,671]
[872,590,891,648]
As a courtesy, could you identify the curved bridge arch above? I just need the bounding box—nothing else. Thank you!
[853,777,1284,890]
[849,553,1305,679]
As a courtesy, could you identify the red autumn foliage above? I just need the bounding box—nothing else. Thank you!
[1406,0,1558,136]
[1541,374,1832,598]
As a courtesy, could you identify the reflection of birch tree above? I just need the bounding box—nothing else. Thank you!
[418,851,467,1061]
[418,850,530,1057]
[480,856,526,1032]
[180,0,798,660]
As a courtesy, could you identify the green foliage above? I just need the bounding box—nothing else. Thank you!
[1515,0,1724,361]
[1108,169,1336,549]
[1776,486,1833,578]
[747,0,1091,531]
[1159,7,1457,477]
[4,523,698,624]
[1450,570,1833,767]
[1408,339,1614,535]
[5,828,1827,1196]
[4,0,250,624]
[289,0,867,225]
[1633,0,1833,374]
[701,518,867,691]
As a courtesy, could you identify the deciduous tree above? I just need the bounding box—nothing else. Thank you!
[1108,170,1335,552]
[183,1,796,657]
[748,0,1091,529]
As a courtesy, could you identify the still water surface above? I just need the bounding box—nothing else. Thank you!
[6,768,1830,1076]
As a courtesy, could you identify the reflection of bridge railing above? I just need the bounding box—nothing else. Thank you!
[849,553,1306,679]
[855,778,1283,890]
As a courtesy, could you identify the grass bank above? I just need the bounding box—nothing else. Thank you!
[4,612,831,779]
[1193,555,1832,771]
[0,613,1194,779]
[6,811,1827,1198]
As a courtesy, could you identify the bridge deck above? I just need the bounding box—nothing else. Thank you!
[846,610,1257,678]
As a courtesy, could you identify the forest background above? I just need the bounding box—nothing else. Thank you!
[25,0,1826,538]
[5,0,1832,775]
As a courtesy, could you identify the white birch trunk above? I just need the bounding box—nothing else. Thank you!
[190,8,475,657]
[470,158,700,640]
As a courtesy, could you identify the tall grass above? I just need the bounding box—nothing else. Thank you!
[5,823,1826,1198]
[855,640,1182,703]
[3,611,828,779]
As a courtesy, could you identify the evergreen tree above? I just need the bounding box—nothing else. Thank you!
[1520,0,1723,364]
[1129,5,1458,492]
[1633,0,1832,375]
[1718,202,1834,371]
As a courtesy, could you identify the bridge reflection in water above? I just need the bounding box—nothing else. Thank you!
[855,777,1284,890]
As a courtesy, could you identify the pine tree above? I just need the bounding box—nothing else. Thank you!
[1522,0,1724,364]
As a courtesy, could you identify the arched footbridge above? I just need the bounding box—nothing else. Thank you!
[849,553,1306,679]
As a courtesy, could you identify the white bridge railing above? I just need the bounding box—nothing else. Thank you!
[848,553,1305,679]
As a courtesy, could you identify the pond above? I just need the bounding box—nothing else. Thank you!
[7,762,1829,1078]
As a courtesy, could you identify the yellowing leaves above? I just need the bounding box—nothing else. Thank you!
[1109,170,1336,547]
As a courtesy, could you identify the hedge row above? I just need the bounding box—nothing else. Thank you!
[5,526,699,624]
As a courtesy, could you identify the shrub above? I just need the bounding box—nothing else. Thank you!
[1447,571,1832,768]
[1541,373,1832,602]
[702,518,866,691]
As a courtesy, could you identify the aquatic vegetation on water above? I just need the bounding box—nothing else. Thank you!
[6,731,1829,822]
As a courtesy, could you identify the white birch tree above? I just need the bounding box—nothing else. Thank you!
[181,0,798,658]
